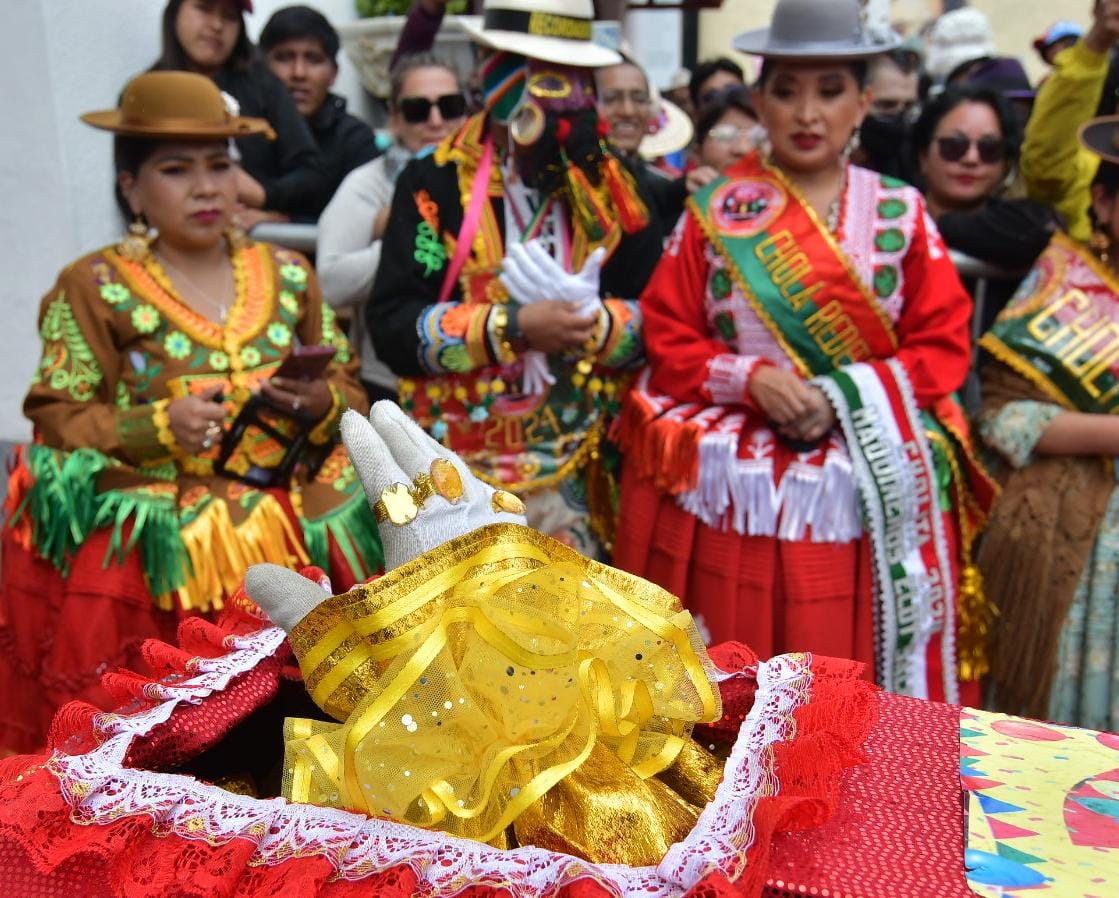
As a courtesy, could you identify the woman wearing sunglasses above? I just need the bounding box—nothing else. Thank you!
[694,87,760,173]
[317,53,466,405]
[615,0,996,705]
[913,84,1061,331]
[976,115,1119,732]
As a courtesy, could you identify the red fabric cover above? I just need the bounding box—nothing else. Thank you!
[764,692,973,898]
[0,598,881,898]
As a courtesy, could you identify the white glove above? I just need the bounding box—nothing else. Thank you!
[246,401,527,632]
[499,241,607,395]
[501,241,606,318]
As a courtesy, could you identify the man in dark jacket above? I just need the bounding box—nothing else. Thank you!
[369,0,662,558]
[261,5,378,213]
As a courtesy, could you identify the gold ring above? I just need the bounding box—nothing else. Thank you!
[373,482,419,526]
[491,490,526,515]
[411,473,437,507]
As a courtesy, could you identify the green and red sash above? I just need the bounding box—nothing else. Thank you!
[982,232,1119,414]
[688,158,897,377]
[691,157,957,700]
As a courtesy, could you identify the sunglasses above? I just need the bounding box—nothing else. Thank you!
[707,123,753,144]
[935,134,1006,164]
[398,93,467,124]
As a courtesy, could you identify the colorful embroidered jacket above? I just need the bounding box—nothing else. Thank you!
[9,240,382,611]
[368,114,660,497]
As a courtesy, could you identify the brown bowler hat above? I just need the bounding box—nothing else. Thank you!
[81,71,274,140]
[1079,115,1119,165]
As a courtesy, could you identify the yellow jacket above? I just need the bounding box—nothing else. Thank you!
[1021,40,1110,243]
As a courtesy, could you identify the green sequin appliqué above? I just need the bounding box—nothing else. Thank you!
[321,305,352,364]
[33,291,103,401]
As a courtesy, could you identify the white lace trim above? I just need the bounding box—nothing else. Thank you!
[47,623,814,897]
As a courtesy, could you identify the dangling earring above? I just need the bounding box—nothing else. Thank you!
[225,224,249,252]
[842,128,861,163]
[119,215,152,262]
[1091,223,1112,264]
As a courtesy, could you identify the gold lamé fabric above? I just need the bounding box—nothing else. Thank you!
[282,524,722,862]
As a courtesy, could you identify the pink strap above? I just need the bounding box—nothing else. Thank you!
[438,137,495,302]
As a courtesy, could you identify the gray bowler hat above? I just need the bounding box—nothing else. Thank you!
[733,0,900,59]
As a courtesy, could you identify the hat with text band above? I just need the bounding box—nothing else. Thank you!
[459,0,621,68]
[732,0,900,59]
[81,71,274,139]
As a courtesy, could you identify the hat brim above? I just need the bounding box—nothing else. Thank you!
[459,18,621,67]
[640,99,694,159]
[732,26,901,59]
[80,110,274,140]
[1079,116,1119,164]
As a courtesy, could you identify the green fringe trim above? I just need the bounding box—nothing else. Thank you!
[94,488,190,598]
[17,445,110,573]
[301,492,384,583]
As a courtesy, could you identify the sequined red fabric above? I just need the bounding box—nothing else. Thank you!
[764,692,973,898]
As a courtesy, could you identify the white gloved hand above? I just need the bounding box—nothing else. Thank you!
[520,349,555,395]
[500,241,606,317]
[498,241,607,395]
[246,401,527,632]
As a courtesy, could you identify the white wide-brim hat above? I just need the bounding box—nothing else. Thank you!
[733,0,900,59]
[924,8,996,81]
[459,0,621,68]
[640,97,694,160]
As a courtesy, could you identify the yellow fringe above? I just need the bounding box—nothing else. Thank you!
[176,495,309,612]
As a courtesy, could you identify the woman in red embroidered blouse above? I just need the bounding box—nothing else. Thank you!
[0,72,382,755]
[614,0,995,703]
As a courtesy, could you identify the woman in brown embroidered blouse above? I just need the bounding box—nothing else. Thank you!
[0,72,382,755]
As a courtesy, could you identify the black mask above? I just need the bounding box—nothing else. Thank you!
[859,113,911,160]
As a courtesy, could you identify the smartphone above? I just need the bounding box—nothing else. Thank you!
[272,344,337,382]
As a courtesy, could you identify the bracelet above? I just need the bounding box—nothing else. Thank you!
[489,305,517,366]
[504,302,530,353]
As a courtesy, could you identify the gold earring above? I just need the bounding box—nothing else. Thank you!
[1091,225,1112,264]
[118,216,152,262]
[225,224,249,252]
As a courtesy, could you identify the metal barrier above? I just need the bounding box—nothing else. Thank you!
[249,222,319,255]
[948,250,1029,410]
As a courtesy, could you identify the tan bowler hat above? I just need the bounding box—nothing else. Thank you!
[81,71,273,140]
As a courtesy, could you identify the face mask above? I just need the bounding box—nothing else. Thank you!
[481,51,527,124]
[859,112,911,159]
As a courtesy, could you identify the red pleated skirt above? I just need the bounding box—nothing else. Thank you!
[615,467,970,705]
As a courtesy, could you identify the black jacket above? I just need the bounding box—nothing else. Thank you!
[309,93,379,213]
[214,63,330,220]
[369,148,662,378]
[632,160,689,242]
[937,197,1062,332]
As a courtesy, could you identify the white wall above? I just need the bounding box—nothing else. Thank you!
[0,0,370,442]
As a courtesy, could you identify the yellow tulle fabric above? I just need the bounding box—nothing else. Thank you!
[282,523,722,851]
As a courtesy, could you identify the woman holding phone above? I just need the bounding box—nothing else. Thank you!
[0,72,382,755]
